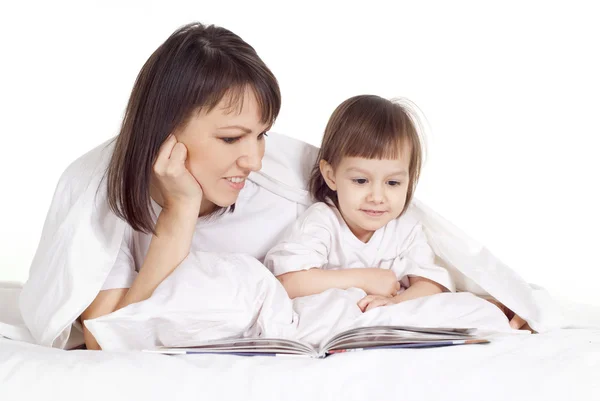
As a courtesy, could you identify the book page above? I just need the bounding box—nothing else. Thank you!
[321,326,479,352]
[157,337,316,356]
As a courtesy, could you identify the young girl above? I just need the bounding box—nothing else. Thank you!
[264,95,455,312]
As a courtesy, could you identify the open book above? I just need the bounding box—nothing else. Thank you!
[145,326,489,358]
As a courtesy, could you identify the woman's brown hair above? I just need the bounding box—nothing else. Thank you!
[309,95,424,214]
[106,22,281,234]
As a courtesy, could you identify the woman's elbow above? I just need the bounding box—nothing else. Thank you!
[79,287,128,350]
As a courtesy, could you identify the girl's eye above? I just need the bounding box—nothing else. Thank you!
[221,137,240,144]
[258,132,268,140]
[388,181,402,186]
[352,178,368,185]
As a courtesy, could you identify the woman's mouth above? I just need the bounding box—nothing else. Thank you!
[225,176,246,190]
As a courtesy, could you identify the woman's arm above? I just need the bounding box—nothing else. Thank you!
[115,205,197,310]
[80,136,202,350]
[80,205,198,349]
[277,268,399,299]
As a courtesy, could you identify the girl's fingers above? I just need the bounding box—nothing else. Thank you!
[357,296,373,312]
[365,299,386,312]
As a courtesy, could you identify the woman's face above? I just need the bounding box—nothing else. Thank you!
[176,88,270,216]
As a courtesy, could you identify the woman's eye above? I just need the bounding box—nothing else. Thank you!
[352,178,368,185]
[221,137,240,144]
[387,181,402,186]
[258,132,268,140]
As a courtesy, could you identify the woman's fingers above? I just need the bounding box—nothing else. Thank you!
[169,141,188,163]
[164,142,188,177]
[154,134,177,172]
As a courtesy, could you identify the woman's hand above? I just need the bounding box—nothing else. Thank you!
[152,134,203,213]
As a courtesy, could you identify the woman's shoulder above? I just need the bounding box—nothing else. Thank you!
[56,137,116,193]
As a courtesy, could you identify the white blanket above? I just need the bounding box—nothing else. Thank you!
[2,133,597,348]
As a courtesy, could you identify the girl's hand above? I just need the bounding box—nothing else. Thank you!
[152,135,203,213]
[360,268,400,297]
[357,294,396,312]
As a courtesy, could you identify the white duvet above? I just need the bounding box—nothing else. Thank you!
[83,251,523,351]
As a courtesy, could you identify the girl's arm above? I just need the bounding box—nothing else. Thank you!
[277,268,400,299]
[357,276,446,312]
[391,276,446,303]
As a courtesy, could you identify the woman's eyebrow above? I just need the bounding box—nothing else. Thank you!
[217,125,252,133]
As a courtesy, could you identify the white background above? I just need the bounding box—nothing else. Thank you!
[0,0,598,306]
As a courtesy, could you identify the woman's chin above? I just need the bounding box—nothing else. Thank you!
[203,192,237,210]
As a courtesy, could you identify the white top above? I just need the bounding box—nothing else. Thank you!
[101,180,301,290]
[263,202,455,292]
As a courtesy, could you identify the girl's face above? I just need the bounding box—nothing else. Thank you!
[175,88,270,216]
[320,150,411,242]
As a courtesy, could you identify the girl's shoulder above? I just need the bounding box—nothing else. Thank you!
[278,202,341,245]
[286,202,342,237]
[298,201,339,223]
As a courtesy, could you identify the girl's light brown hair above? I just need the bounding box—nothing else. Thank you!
[106,22,281,234]
[309,95,424,213]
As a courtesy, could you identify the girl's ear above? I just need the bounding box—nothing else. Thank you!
[319,159,337,191]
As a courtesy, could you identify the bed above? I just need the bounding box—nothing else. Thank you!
[1,284,599,401]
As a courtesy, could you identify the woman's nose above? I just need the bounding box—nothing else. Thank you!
[238,142,263,172]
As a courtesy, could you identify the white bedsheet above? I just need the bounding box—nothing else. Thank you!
[2,329,599,401]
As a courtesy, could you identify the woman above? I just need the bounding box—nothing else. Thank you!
[19,22,527,350]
